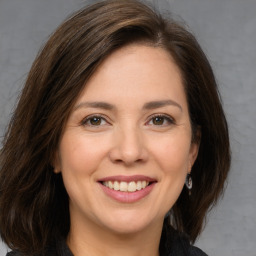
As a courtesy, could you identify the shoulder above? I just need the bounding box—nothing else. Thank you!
[187,245,208,256]
[172,234,208,256]
[160,224,208,256]
[5,237,73,256]
[6,252,21,256]
[175,233,208,256]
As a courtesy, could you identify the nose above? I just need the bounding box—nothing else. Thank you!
[108,126,148,166]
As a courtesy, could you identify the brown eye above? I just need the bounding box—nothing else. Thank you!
[82,116,107,127]
[152,116,165,125]
[89,117,102,126]
[147,115,175,126]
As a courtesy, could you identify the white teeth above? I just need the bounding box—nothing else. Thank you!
[113,181,119,191]
[128,181,136,192]
[136,181,142,190]
[102,180,150,192]
[120,181,128,192]
[109,181,113,189]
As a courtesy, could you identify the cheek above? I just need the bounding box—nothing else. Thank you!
[58,133,110,207]
[59,132,108,177]
[149,133,192,174]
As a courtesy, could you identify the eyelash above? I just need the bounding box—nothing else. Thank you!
[81,114,175,127]
[81,114,109,127]
[146,114,175,126]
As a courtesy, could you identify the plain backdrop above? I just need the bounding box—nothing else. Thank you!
[0,0,255,255]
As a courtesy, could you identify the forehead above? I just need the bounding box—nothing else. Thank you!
[75,44,187,109]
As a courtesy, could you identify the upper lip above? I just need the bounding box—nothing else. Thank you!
[98,175,157,183]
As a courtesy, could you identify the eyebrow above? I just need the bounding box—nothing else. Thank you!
[74,99,182,112]
[142,100,182,111]
[74,101,115,111]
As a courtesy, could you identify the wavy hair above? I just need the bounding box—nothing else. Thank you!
[0,0,230,254]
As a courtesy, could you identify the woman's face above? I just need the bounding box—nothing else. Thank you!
[55,44,199,236]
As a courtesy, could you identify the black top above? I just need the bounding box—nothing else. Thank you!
[6,225,207,256]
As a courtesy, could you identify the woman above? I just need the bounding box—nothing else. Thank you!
[0,0,231,255]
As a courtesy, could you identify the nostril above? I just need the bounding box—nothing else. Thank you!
[108,135,149,165]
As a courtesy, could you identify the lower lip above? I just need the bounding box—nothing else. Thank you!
[99,182,156,203]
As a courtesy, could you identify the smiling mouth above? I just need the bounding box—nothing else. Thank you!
[101,180,151,192]
[98,176,157,202]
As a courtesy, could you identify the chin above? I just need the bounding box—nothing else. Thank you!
[105,222,150,236]
[98,209,162,235]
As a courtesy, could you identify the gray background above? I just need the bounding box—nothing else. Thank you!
[0,0,255,255]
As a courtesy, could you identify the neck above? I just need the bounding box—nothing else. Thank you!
[67,217,163,256]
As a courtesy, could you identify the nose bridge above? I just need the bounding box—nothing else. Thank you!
[109,122,147,165]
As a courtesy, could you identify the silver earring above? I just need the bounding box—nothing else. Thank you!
[185,173,192,195]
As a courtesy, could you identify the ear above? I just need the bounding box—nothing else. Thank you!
[189,142,199,170]
[52,151,61,174]
[189,129,201,172]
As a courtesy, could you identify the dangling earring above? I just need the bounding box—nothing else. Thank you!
[185,173,192,196]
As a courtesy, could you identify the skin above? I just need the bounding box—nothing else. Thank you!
[55,44,199,256]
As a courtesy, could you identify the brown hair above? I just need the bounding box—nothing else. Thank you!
[0,0,231,254]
